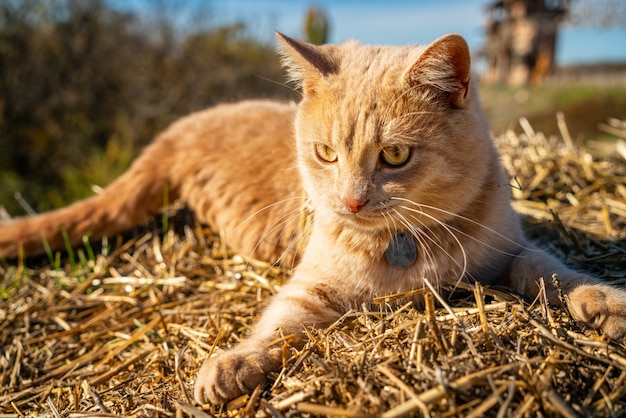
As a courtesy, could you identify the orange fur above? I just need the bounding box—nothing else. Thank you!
[1,33,624,406]
[0,101,302,263]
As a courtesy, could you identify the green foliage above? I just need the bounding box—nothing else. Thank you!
[479,82,626,142]
[304,6,330,45]
[0,0,295,214]
[0,268,21,300]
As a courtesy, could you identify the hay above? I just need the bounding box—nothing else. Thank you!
[1,118,626,417]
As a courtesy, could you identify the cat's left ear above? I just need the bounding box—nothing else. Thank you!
[276,32,338,96]
[405,34,471,108]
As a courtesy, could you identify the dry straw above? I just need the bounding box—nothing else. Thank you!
[1,117,625,417]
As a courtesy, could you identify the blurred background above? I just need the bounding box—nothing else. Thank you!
[1,0,625,215]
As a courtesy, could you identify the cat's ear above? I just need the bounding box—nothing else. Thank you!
[405,34,471,108]
[275,32,338,95]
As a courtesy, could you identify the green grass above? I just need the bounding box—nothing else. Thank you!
[479,82,626,144]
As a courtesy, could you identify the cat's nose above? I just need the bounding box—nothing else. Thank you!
[343,198,368,213]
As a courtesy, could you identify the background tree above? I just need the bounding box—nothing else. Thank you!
[568,0,626,27]
[0,0,294,215]
[303,5,329,45]
[482,0,569,86]
[482,0,626,86]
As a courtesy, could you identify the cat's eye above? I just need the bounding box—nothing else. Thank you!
[380,145,411,166]
[315,143,338,163]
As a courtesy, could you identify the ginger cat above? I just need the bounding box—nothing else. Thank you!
[1,33,625,405]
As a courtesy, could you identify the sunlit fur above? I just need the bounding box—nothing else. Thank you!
[195,33,626,404]
[0,33,624,406]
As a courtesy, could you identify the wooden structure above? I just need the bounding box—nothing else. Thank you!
[483,0,570,85]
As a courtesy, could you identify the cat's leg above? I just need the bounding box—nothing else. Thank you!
[506,246,626,341]
[194,279,342,405]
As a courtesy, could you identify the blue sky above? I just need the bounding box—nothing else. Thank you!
[120,0,626,68]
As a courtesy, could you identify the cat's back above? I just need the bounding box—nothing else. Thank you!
[0,99,302,261]
[153,99,304,262]
[143,99,299,193]
[158,99,297,151]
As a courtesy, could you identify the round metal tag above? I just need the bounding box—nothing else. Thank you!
[385,231,417,269]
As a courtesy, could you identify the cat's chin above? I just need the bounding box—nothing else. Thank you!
[333,212,390,234]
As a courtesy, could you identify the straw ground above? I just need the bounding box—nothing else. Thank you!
[1,118,626,417]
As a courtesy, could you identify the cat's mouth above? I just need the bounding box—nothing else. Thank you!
[334,203,428,236]
[335,209,391,231]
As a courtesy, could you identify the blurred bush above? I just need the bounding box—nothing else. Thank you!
[0,0,294,214]
[304,6,329,45]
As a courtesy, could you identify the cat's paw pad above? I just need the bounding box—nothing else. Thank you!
[193,348,275,405]
[568,285,626,342]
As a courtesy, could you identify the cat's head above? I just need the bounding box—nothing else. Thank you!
[277,33,496,236]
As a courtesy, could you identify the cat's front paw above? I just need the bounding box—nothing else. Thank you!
[568,284,626,342]
[194,347,279,405]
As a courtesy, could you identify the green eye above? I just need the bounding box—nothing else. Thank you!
[381,145,411,166]
[315,143,338,163]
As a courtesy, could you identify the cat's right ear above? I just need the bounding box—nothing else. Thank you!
[275,32,338,96]
[404,34,471,108]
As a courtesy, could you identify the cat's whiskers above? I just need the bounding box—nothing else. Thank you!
[399,203,509,265]
[247,206,307,263]
[380,203,397,238]
[273,217,315,271]
[232,195,310,277]
[391,196,533,255]
[403,206,469,279]
[236,196,304,230]
[252,73,301,95]
[382,202,452,282]
[392,207,469,286]
[390,210,443,285]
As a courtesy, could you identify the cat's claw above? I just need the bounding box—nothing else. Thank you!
[194,348,277,405]
[568,284,626,342]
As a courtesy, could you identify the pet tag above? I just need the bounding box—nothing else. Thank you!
[385,231,417,269]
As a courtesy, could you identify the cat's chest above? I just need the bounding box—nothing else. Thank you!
[301,229,443,297]
[302,222,464,301]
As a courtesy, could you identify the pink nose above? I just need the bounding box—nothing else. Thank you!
[343,198,368,213]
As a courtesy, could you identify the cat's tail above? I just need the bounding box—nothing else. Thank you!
[0,144,176,260]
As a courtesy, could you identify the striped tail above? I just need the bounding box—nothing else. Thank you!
[0,150,175,259]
